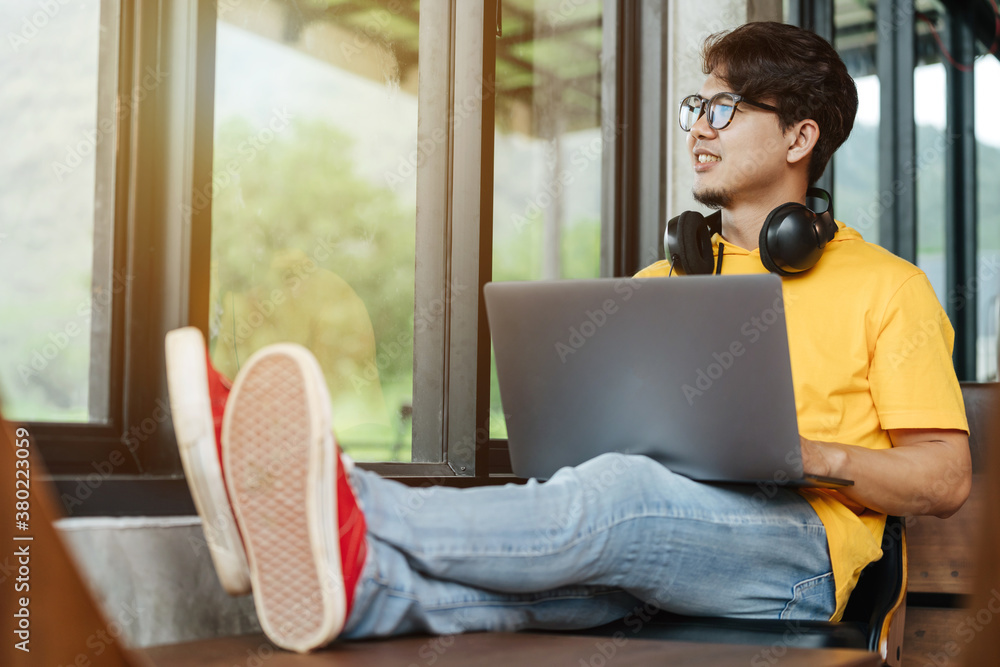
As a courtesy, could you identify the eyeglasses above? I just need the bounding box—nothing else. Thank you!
[678,92,780,131]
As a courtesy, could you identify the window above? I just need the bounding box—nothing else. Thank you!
[209,0,420,462]
[913,0,948,305]
[0,0,116,424]
[490,0,605,439]
[833,0,880,246]
[4,0,647,513]
[975,56,1000,380]
[825,0,1000,380]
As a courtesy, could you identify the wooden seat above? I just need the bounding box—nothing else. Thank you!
[138,631,884,666]
[901,381,999,665]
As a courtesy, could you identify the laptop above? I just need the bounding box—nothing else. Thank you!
[484,274,852,488]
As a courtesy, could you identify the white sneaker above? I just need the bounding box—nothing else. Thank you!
[165,327,251,595]
[223,343,369,653]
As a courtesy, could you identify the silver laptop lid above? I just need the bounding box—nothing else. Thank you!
[485,274,807,483]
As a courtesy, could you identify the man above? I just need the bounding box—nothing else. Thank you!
[166,22,971,653]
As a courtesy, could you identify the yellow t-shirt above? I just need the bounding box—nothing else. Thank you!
[634,220,969,620]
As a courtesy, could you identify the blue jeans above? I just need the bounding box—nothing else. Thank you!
[340,453,834,639]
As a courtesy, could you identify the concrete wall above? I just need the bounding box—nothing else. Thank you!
[58,517,259,648]
[664,0,781,222]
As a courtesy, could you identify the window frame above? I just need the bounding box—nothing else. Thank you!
[32,0,133,475]
[487,0,667,473]
[39,0,221,513]
[799,0,990,381]
[31,0,655,514]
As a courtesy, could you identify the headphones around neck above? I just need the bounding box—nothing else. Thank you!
[664,188,838,276]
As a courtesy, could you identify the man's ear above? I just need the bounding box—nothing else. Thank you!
[786,119,820,166]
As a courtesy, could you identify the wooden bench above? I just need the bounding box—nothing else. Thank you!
[901,382,1000,666]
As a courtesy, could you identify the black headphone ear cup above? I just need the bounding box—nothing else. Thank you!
[759,202,824,275]
[758,203,796,275]
[668,210,716,275]
[806,187,838,246]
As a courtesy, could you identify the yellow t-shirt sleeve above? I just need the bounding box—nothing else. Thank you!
[867,273,969,433]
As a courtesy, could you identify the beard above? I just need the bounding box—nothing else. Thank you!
[692,187,732,210]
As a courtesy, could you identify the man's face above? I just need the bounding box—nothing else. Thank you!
[687,73,789,209]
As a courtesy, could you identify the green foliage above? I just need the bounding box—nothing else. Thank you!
[209,117,416,458]
[488,210,601,437]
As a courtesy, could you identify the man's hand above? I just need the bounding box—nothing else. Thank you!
[798,430,971,519]
[799,435,844,479]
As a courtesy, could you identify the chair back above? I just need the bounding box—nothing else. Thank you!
[840,515,906,665]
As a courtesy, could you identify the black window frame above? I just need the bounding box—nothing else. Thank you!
[36,0,223,514]
[28,0,657,515]
[794,0,992,381]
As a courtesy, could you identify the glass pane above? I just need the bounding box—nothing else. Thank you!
[0,0,110,423]
[490,0,603,438]
[210,1,418,461]
[914,0,947,306]
[834,0,880,246]
[976,56,1000,380]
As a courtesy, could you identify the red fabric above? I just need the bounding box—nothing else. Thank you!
[204,350,365,616]
[336,444,368,618]
[204,351,232,466]
[204,353,246,546]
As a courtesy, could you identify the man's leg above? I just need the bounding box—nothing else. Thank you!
[220,342,833,646]
[341,534,642,638]
[342,453,835,638]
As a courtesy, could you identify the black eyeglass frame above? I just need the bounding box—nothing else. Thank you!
[678,92,781,131]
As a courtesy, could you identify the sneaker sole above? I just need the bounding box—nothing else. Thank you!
[165,327,251,596]
[223,344,346,653]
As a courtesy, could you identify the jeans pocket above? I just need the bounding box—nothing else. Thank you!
[779,571,836,620]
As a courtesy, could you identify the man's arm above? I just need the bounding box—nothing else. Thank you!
[800,429,972,519]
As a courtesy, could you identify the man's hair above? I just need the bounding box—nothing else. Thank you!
[702,22,858,185]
